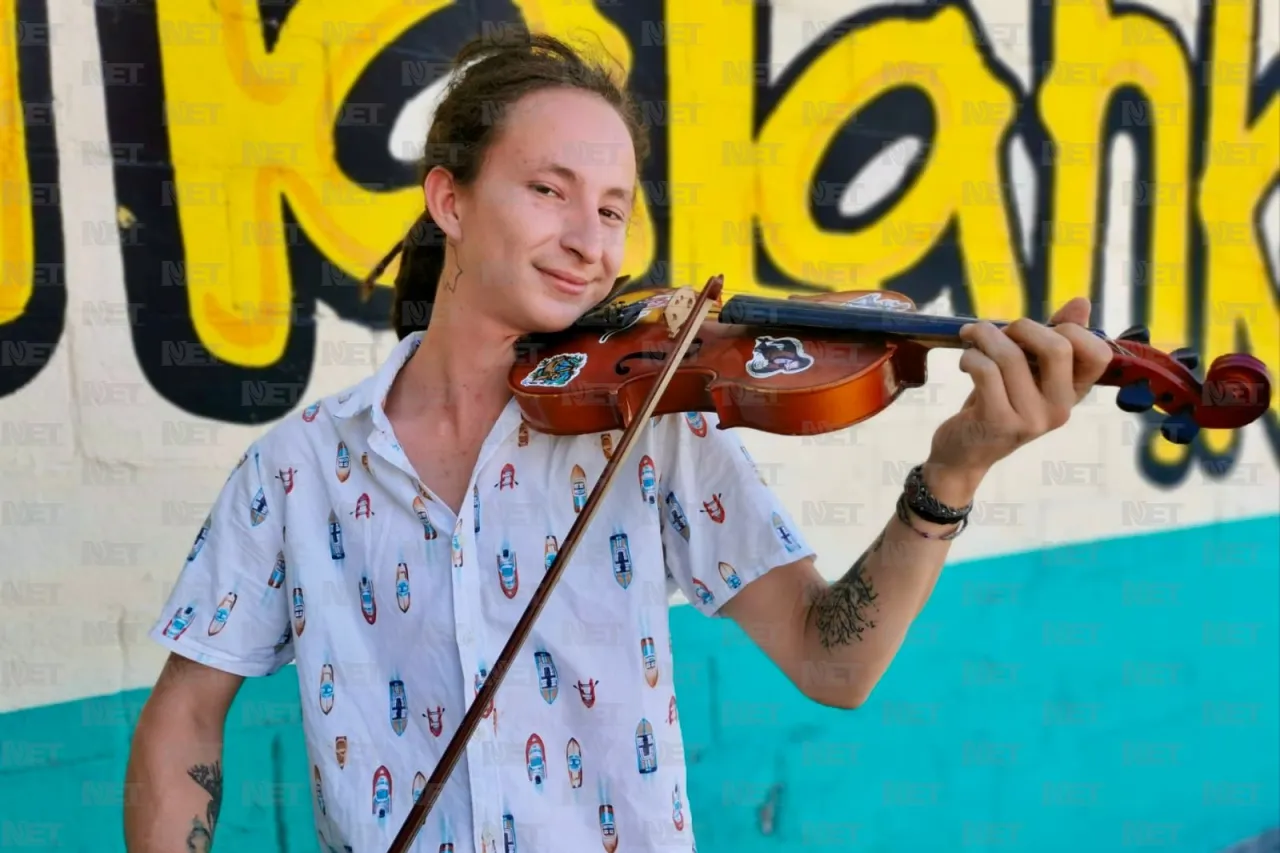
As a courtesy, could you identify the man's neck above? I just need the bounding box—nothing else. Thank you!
[384,301,523,438]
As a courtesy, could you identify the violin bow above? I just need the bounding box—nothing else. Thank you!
[384,274,726,853]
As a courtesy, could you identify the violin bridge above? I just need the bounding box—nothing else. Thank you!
[662,287,698,338]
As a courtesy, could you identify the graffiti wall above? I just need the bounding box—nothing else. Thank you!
[0,0,1277,849]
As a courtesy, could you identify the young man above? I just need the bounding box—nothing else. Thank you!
[124,34,1112,853]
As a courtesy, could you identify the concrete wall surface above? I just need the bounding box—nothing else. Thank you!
[1,0,1277,850]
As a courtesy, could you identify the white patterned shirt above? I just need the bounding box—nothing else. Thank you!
[149,330,814,853]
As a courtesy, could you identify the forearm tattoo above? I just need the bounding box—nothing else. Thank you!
[185,761,222,852]
[808,531,882,649]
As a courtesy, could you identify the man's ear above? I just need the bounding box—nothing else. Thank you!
[422,166,463,243]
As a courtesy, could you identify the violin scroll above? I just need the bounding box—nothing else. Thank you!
[1099,331,1271,444]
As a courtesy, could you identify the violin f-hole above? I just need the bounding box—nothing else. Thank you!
[615,339,704,375]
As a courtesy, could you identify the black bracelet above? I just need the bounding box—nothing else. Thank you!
[896,493,968,540]
[902,463,972,525]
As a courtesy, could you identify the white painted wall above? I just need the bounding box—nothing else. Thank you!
[1,0,1275,715]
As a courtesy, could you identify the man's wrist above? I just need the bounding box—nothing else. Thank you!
[919,460,986,508]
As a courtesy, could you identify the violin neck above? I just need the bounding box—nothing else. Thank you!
[716,295,1106,347]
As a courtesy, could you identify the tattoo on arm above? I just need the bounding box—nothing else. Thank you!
[185,761,222,853]
[808,531,883,650]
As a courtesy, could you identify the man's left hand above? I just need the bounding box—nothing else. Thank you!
[924,297,1114,497]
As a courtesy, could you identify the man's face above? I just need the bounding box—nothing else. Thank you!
[451,87,636,335]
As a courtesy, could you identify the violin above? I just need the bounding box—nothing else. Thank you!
[386,274,1270,852]
[510,275,1272,445]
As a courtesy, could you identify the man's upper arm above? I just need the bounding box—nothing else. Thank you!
[148,442,294,678]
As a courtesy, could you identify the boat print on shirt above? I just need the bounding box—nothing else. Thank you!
[574,678,599,708]
[640,636,658,687]
[372,765,392,821]
[208,592,236,635]
[267,550,286,589]
[544,535,558,572]
[335,441,350,482]
[423,704,444,736]
[313,765,325,815]
[566,737,583,788]
[534,649,558,703]
[163,604,194,640]
[495,462,518,490]
[328,510,345,565]
[719,561,742,590]
[773,511,802,553]
[570,464,588,513]
[248,451,269,526]
[187,514,210,563]
[635,719,657,774]
[526,734,546,791]
[664,490,690,541]
[359,570,376,624]
[700,493,725,523]
[389,678,408,736]
[609,532,632,588]
[599,804,617,852]
[319,663,335,714]
[412,495,436,540]
[395,560,410,612]
[352,492,374,520]
[496,543,518,599]
[638,456,657,505]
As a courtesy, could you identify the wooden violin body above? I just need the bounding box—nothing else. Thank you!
[510,280,1273,445]
[513,287,929,436]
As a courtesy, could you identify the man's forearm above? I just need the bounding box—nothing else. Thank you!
[124,710,224,852]
[801,466,979,707]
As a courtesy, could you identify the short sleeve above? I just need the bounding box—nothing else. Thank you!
[148,443,294,677]
[655,412,816,617]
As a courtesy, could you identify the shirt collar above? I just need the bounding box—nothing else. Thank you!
[325,330,424,430]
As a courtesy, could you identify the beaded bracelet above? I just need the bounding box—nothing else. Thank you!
[895,492,969,541]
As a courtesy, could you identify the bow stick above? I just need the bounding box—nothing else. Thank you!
[385,274,725,853]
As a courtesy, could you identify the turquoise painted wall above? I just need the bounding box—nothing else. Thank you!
[2,515,1276,851]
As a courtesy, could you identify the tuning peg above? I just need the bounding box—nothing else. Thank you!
[1116,379,1156,413]
[1169,347,1199,371]
[1160,411,1199,445]
[1118,325,1150,344]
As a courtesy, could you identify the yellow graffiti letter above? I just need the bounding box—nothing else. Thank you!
[1038,0,1192,351]
[664,0,756,290]
[756,6,1023,319]
[0,0,32,325]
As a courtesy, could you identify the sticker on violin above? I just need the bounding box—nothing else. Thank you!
[845,292,913,312]
[521,352,588,388]
[745,336,815,378]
